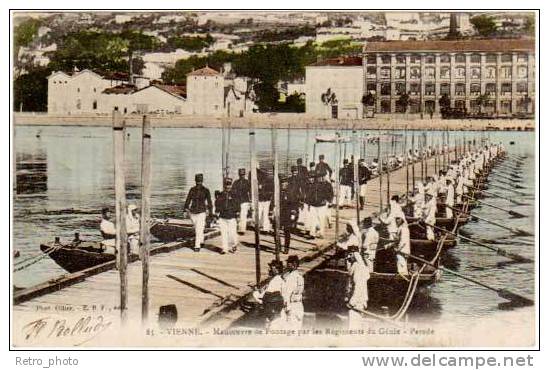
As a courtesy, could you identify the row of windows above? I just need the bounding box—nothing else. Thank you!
[369,82,530,96]
[378,99,530,114]
[366,53,529,65]
[368,65,528,80]
[75,99,98,110]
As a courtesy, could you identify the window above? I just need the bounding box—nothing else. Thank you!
[366,83,377,94]
[410,55,421,64]
[440,67,450,79]
[440,83,450,95]
[214,105,218,110]
[76,99,81,110]
[366,54,377,64]
[93,100,97,110]
[381,83,391,95]
[396,82,406,95]
[470,54,481,63]
[77,88,80,93]
[93,87,97,93]
[500,100,512,114]
[455,83,466,96]
[410,67,421,79]
[486,66,496,79]
[380,67,391,79]
[53,81,56,84]
[500,66,512,78]
[381,100,391,113]
[440,54,450,63]
[410,83,420,95]
[486,54,497,63]
[455,66,466,78]
[425,54,435,64]
[396,99,407,113]
[455,54,466,63]
[366,66,377,78]
[471,67,481,79]
[396,54,406,64]
[381,54,391,64]
[425,83,435,96]
[425,67,435,79]
[517,66,528,79]
[455,100,466,109]
[486,83,496,94]
[517,53,528,63]
[501,53,512,63]
[395,67,406,79]
[517,82,528,93]
[470,83,481,95]
[501,83,512,94]
[409,100,420,114]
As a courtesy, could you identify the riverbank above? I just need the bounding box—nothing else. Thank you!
[14,112,535,131]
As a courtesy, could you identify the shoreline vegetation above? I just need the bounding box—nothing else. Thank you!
[14,112,535,131]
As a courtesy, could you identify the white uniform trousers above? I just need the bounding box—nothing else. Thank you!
[396,254,409,275]
[238,202,250,232]
[445,205,453,219]
[321,204,330,228]
[285,302,304,330]
[258,201,272,232]
[359,184,368,198]
[308,205,325,237]
[219,218,238,252]
[298,203,309,227]
[339,185,352,206]
[190,212,206,249]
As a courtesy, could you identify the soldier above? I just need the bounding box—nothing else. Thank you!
[315,154,333,180]
[296,158,308,179]
[307,172,333,239]
[215,178,240,254]
[358,159,371,210]
[393,216,410,278]
[380,195,407,240]
[422,192,437,241]
[345,245,370,329]
[279,175,300,254]
[281,255,304,330]
[253,259,285,329]
[361,217,379,272]
[445,178,455,219]
[184,174,213,252]
[257,168,274,233]
[232,168,251,235]
[339,159,353,208]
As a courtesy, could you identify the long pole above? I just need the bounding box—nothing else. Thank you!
[404,126,409,201]
[249,123,261,286]
[304,121,310,165]
[140,115,152,322]
[411,132,415,188]
[377,127,382,212]
[386,145,390,206]
[221,119,226,183]
[334,134,341,240]
[113,110,128,323]
[271,123,281,261]
[286,122,291,173]
[226,119,232,178]
[353,128,360,224]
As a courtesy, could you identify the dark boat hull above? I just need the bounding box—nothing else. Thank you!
[40,242,115,273]
[150,221,197,242]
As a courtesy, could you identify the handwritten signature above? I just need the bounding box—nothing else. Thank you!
[22,315,112,343]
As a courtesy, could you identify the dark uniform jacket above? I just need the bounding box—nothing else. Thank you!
[288,175,304,203]
[231,177,251,204]
[297,165,309,179]
[306,181,334,207]
[215,191,240,219]
[280,189,300,226]
[184,185,213,214]
[315,161,333,178]
[339,166,354,186]
[258,176,274,202]
[359,166,371,185]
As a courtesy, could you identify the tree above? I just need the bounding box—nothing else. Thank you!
[470,15,497,37]
[14,65,50,112]
[523,14,535,36]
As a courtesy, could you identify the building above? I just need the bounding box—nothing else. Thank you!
[362,39,535,115]
[185,66,225,116]
[305,56,364,119]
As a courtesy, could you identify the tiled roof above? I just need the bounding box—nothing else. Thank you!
[187,66,221,76]
[308,56,363,67]
[364,38,535,53]
[102,84,137,95]
[153,84,186,98]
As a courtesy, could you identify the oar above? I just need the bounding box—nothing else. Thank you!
[481,189,529,206]
[464,195,528,218]
[488,177,527,190]
[447,205,534,237]
[400,251,534,305]
[486,182,529,196]
[424,221,533,263]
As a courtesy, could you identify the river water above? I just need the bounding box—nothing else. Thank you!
[12,125,536,326]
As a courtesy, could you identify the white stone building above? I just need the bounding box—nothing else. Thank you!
[185,66,225,116]
[305,57,364,119]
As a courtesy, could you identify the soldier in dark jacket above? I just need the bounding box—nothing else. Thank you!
[339,159,353,207]
[315,154,333,180]
[215,178,240,254]
[232,168,251,234]
[296,158,308,179]
[279,175,300,253]
[257,169,274,233]
[306,172,334,239]
[358,159,371,210]
[184,174,213,252]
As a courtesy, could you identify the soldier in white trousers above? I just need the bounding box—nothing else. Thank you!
[184,174,213,252]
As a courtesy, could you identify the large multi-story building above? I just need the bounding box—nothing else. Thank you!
[362,39,535,115]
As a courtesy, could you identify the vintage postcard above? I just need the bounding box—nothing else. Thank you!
[11,10,537,348]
